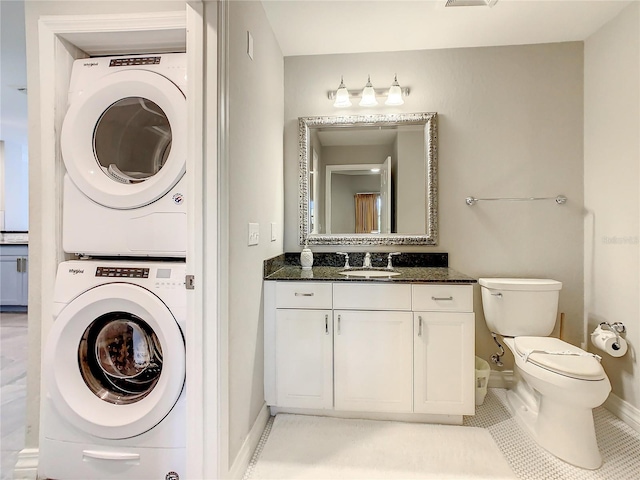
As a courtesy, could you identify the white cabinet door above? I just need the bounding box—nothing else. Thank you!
[414,312,475,415]
[334,310,413,413]
[275,309,333,409]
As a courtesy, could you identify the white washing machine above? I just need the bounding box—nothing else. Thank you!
[40,260,186,480]
[61,53,187,257]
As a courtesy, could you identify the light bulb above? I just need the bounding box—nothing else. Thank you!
[333,76,351,108]
[359,75,378,107]
[385,75,404,106]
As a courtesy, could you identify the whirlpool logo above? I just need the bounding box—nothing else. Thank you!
[83,61,99,68]
[68,268,84,275]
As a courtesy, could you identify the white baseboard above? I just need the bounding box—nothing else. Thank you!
[604,392,640,435]
[13,448,39,480]
[488,369,514,389]
[227,403,270,479]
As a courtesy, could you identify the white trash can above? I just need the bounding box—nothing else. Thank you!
[475,356,490,406]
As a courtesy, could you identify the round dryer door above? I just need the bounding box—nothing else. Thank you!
[61,69,186,209]
[44,283,185,439]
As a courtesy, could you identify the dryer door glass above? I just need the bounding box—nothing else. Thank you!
[79,311,164,405]
[93,97,172,184]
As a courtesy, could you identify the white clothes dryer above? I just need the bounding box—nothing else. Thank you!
[40,260,186,480]
[61,53,187,257]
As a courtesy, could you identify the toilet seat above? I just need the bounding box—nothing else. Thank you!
[513,337,606,381]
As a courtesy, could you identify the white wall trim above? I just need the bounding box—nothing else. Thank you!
[216,0,230,478]
[604,392,640,435]
[227,404,270,479]
[12,448,39,480]
[38,11,186,34]
[488,369,514,389]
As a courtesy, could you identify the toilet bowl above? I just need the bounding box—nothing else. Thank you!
[479,278,611,470]
[503,336,610,469]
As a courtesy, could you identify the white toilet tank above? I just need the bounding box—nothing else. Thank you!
[479,278,562,337]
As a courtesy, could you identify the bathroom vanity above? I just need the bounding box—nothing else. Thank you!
[263,253,477,424]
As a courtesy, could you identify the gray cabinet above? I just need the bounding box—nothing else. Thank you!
[1,244,28,310]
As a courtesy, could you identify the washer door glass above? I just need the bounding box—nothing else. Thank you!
[79,312,163,405]
[94,97,172,184]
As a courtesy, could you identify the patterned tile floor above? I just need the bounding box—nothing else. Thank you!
[1,313,28,480]
[246,389,640,479]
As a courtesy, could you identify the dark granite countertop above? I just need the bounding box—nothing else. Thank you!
[265,265,476,283]
[264,252,476,284]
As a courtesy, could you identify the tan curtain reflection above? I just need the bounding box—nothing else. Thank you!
[355,193,379,233]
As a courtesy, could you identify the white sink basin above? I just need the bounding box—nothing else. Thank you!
[338,270,400,278]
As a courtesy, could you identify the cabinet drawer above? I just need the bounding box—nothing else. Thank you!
[333,283,412,311]
[412,284,473,312]
[276,282,333,309]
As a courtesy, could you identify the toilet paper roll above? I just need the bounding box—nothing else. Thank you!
[591,331,628,357]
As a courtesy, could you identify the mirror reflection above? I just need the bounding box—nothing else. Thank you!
[299,113,438,246]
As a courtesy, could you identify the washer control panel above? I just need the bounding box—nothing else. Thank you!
[95,267,150,278]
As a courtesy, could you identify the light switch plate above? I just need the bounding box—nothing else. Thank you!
[248,223,259,246]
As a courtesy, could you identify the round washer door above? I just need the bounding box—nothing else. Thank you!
[44,283,185,439]
[61,69,186,209]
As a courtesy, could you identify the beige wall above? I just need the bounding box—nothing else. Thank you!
[584,2,640,408]
[227,0,284,467]
[284,42,585,368]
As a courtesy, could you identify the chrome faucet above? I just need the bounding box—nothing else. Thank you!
[336,252,350,269]
[363,252,372,268]
[386,252,401,270]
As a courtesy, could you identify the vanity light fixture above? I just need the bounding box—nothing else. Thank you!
[385,74,404,106]
[359,75,378,107]
[332,76,352,108]
[328,75,410,107]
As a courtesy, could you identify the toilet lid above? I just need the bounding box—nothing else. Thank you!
[514,337,606,380]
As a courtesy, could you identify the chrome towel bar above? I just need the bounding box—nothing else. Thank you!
[465,195,567,206]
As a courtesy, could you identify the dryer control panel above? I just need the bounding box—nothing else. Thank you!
[109,56,161,67]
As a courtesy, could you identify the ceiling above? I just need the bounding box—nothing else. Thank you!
[262,0,632,57]
[0,0,632,149]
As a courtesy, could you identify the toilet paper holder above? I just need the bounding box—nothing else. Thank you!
[598,321,626,348]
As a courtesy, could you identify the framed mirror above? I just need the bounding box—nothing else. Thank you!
[299,112,438,246]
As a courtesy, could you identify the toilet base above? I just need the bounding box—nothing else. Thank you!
[506,373,603,470]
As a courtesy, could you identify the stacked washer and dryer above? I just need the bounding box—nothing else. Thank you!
[40,54,188,480]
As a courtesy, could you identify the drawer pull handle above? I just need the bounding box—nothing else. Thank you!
[418,316,423,337]
[294,292,314,297]
[337,315,341,335]
[432,296,453,301]
[325,315,329,335]
[82,450,140,461]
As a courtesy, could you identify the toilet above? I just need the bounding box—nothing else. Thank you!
[479,278,611,470]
